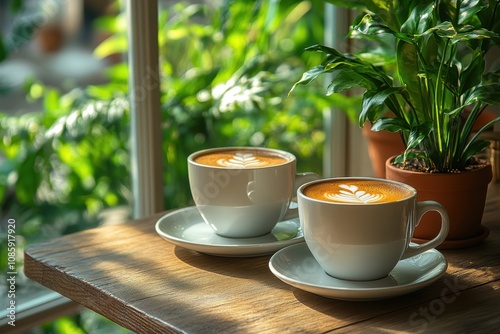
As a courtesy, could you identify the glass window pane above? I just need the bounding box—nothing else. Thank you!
[1,0,132,332]
[1,0,333,332]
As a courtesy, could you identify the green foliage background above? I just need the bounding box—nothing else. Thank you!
[0,1,328,332]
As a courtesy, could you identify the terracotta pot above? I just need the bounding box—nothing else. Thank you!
[385,158,492,249]
[362,123,405,178]
[36,24,65,53]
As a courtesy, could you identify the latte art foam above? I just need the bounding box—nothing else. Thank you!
[304,179,414,204]
[325,184,383,204]
[217,153,269,168]
[194,149,290,168]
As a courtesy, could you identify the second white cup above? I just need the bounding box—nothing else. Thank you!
[298,177,449,281]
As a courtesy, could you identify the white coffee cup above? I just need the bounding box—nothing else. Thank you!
[188,147,319,238]
[297,177,449,281]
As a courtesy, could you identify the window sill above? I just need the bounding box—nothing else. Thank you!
[0,283,81,333]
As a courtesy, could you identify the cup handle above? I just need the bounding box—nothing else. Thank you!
[401,201,450,259]
[282,172,320,221]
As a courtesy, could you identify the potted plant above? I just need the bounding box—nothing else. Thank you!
[290,0,500,248]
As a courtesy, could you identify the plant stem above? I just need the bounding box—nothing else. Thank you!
[434,38,455,169]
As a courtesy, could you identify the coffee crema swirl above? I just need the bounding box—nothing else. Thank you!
[194,150,290,168]
[303,180,414,204]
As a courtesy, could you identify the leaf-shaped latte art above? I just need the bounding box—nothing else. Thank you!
[217,153,268,168]
[325,184,383,203]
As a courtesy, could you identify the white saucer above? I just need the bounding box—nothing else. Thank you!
[269,243,448,301]
[155,206,304,257]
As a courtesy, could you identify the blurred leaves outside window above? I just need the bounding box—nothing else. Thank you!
[0,0,328,332]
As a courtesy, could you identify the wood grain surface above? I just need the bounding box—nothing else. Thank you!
[24,186,500,333]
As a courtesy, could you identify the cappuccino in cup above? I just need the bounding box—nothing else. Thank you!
[298,178,449,281]
[188,147,319,238]
[302,179,414,204]
[194,149,290,168]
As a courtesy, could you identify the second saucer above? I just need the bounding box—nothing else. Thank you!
[269,243,448,301]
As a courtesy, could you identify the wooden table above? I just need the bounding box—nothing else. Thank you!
[24,184,500,333]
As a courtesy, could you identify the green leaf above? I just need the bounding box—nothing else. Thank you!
[94,34,128,59]
[327,69,368,95]
[43,89,61,114]
[454,27,499,41]
[460,48,484,95]
[355,14,393,36]
[461,138,491,164]
[437,0,457,24]
[365,0,406,32]
[405,122,432,150]
[370,116,410,132]
[478,0,500,38]
[400,149,428,162]
[431,21,458,39]
[444,105,464,119]
[54,317,86,334]
[304,44,343,55]
[299,65,327,85]
[396,40,425,115]
[291,44,391,97]
[400,2,435,35]
[93,14,125,34]
[456,0,484,25]
[353,13,414,43]
[325,61,386,94]
[443,63,460,96]
[466,115,500,145]
[359,87,403,125]
[464,83,500,105]
[289,65,325,95]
